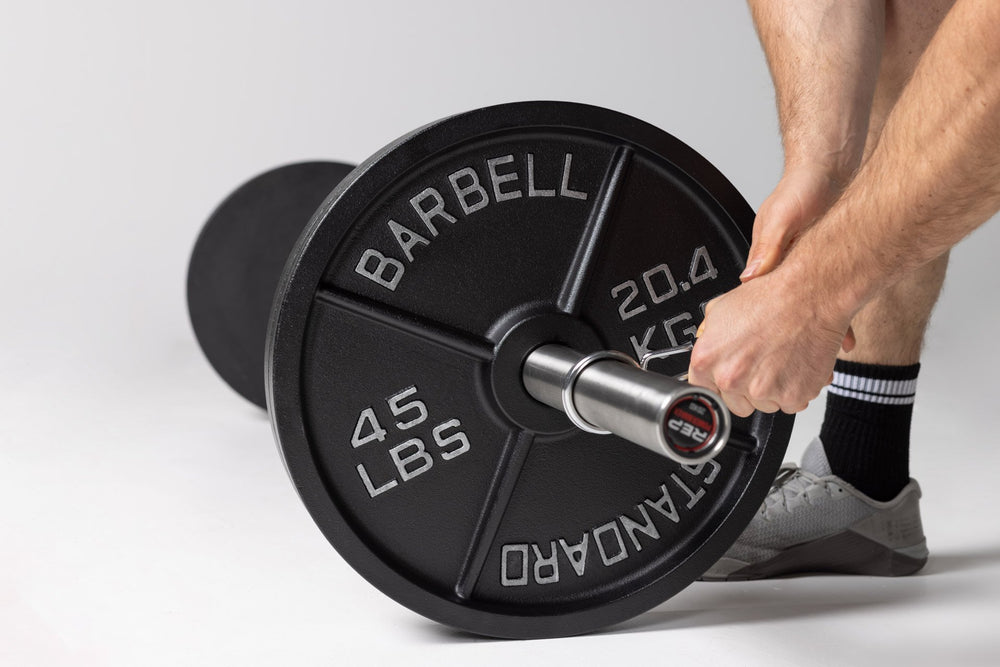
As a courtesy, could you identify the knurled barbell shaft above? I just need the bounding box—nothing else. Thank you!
[521,344,731,464]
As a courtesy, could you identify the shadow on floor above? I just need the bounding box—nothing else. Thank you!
[920,545,1000,575]
[415,544,998,642]
[608,578,932,635]
[418,576,936,643]
[609,544,1000,636]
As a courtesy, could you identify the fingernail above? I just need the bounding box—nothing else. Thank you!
[740,259,761,280]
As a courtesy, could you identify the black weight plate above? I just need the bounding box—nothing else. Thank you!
[267,103,793,638]
[188,161,355,407]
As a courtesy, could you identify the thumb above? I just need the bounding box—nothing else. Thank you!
[741,215,789,282]
[742,173,828,282]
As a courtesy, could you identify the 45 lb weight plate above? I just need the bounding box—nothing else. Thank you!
[267,102,793,638]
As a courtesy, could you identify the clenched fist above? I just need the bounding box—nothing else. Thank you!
[688,258,855,417]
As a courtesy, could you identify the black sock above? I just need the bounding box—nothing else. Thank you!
[819,359,920,501]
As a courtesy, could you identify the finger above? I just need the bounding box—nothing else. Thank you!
[742,189,810,282]
[721,391,755,418]
[749,397,781,414]
[702,295,723,318]
[781,397,814,414]
[686,368,714,392]
[696,297,722,338]
[686,358,720,396]
[742,216,791,281]
[740,245,780,282]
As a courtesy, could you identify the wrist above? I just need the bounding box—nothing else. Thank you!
[781,155,857,191]
[771,234,870,330]
[782,127,868,187]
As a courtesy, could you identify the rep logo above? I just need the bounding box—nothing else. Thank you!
[665,396,718,453]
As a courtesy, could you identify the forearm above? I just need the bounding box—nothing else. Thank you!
[749,0,884,181]
[782,0,1000,319]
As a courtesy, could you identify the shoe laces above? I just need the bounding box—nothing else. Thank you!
[761,463,832,519]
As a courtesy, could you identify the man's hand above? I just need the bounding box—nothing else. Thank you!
[740,167,841,281]
[706,0,1000,419]
[688,268,854,417]
[737,165,858,354]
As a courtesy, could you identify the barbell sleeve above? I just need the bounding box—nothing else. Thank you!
[521,344,731,464]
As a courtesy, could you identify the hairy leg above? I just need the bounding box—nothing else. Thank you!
[840,0,955,364]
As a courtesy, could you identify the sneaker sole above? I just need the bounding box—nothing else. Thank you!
[700,530,928,581]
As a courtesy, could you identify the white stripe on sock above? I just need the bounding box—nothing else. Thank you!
[827,384,916,405]
[832,372,917,397]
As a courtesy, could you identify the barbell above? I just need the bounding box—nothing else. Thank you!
[187,101,793,639]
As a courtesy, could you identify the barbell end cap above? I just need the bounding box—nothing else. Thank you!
[657,387,731,465]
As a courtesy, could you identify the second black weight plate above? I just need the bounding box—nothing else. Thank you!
[267,102,793,638]
[188,161,356,408]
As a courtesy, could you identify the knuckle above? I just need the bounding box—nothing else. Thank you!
[715,359,750,393]
[776,390,797,408]
[688,351,708,376]
[761,197,796,227]
[746,376,772,402]
[714,371,735,393]
[777,386,813,412]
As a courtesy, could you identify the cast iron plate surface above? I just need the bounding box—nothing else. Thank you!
[267,102,792,638]
[188,161,355,407]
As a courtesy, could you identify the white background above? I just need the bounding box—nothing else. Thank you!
[2,1,999,665]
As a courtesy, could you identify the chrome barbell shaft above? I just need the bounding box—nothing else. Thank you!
[521,344,731,464]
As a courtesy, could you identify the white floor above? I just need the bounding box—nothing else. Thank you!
[3,2,1000,665]
[4,338,1000,666]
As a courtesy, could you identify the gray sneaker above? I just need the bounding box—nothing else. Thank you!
[701,438,929,581]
